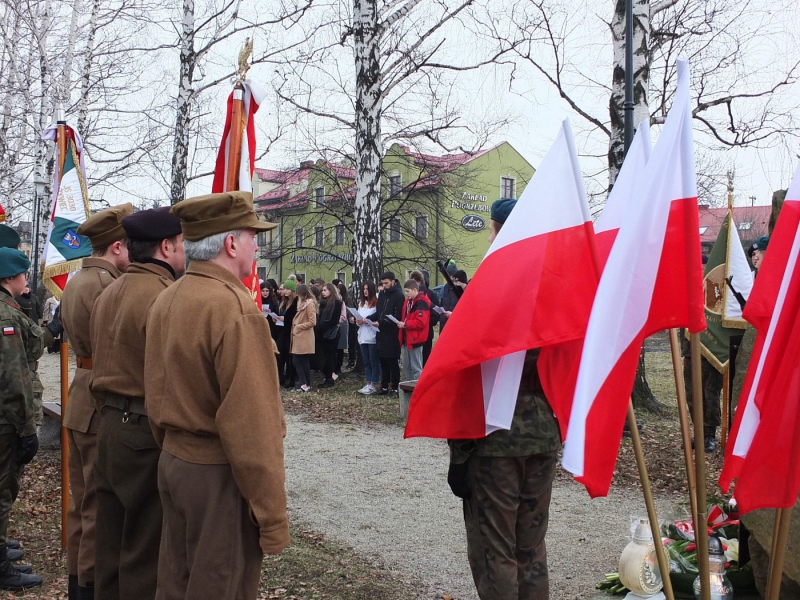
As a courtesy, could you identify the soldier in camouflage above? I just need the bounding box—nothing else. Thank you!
[0,247,62,591]
[448,199,561,600]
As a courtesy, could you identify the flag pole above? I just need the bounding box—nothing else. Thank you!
[626,402,676,600]
[55,108,71,549]
[225,81,245,193]
[720,373,729,450]
[765,507,793,600]
[667,328,699,530]
[690,332,710,600]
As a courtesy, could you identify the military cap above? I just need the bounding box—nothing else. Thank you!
[747,242,758,258]
[171,191,276,242]
[122,206,182,242]
[0,247,30,279]
[756,236,769,251]
[491,198,517,224]
[77,203,134,248]
[0,224,21,249]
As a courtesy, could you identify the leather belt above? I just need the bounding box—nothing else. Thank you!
[104,392,147,420]
[76,356,93,370]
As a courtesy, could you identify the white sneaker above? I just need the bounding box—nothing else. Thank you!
[357,385,371,394]
[364,384,377,395]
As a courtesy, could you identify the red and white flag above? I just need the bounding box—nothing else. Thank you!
[719,162,800,513]
[539,123,652,440]
[560,60,705,497]
[404,120,599,439]
[212,80,267,193]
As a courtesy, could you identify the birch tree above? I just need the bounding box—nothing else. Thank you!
[275,0,514,284]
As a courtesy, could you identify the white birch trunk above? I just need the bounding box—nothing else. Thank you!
[170,0,195,204]
[62,0,82,98]
[609,0,650,188]
[352,0,383,284]
[77,0,101,138]
[34,0,54,241]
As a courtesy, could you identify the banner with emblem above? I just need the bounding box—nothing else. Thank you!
[40,123,92,298]
[697,210,754,371]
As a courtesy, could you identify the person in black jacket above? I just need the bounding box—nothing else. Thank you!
[369,271,404,395]
[316,283,342,388]
[272,280,299,388]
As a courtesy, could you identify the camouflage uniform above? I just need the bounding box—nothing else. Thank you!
[680,333,723,429]
[450,349,561,600]
[0,288,46,548]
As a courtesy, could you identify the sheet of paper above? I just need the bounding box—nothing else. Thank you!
[385,314,400,324]
[432,305,446,315]
[347,307,362,320]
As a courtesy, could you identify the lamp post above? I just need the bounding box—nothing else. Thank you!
[30,172,48,294]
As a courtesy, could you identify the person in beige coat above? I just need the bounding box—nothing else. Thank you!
[144,192,288,600]
[290,284,316,392]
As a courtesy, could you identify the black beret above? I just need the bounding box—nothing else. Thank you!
[122,206,182,241]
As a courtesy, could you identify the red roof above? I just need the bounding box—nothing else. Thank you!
[398,145,492,170]
[698,205,771,245]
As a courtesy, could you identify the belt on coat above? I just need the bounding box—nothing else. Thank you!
[103,392,147,420]
[76,356,93,370]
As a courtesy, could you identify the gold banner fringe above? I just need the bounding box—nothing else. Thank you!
[43,258,84,300]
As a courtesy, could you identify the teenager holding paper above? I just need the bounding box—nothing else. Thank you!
[350,281,381,394]
[370,272,404,396]
[397,280,430,381]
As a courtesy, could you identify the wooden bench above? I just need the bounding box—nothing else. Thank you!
[43,402,62,423]
[398,380,417,421]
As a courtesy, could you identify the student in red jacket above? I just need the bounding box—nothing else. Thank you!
[397,280,430,381]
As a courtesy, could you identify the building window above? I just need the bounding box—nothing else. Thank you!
[295,228,304,248]
[699,226,708,235]
[336,271,346,285]
[257,231,268,247]
[415,215,428,240]
[389,174,402,197]
[335,224,345,246]
[315,186,325,207]
[257,266,267,281]
[389,218,402,242]
[314,226,324,247]
[501,177,516,199]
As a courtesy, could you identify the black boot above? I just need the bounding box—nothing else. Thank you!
[69,573,78,600]
[11,564,32,574]
[704,426,717,452]
[5,540,19,550]
[77,582,95,600]
[6,547,22,561]
[0,545,42,591]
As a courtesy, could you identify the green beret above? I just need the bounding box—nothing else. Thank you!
[283,278,297,292]
[0,247,30,279]
[756,236,769,251]
[171,192,277,241]
[0,224,20,249]
[491,198,517,224]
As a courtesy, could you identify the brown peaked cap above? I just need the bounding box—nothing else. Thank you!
[77,203,134,248]
[170,191,276,242]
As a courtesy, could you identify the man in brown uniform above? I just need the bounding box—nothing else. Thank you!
[60,203,132,599]
[145,192,288,600]
[90,207,184,600]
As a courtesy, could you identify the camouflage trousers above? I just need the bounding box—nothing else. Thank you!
[0,425,24,547]
[463,452,557,600]
[683,355,723,429]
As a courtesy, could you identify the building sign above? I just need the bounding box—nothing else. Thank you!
[290,252,353,264]
[451,191,490,213]
[461,215,485,232]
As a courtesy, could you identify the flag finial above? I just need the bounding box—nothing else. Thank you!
[236,38,253,81]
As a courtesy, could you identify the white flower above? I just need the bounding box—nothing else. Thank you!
[724,538,739,563]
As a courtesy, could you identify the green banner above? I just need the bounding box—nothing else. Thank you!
[698,211,736,372]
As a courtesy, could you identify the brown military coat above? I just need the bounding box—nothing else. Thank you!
[89,262,175,406]
[60,257,123,433]
[144,260,289,553]
[290,299,316,355]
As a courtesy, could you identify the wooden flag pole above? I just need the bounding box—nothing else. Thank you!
[56,116,70,549]
[668,329,700,530]
[225,82,245,193]
[626,401,676,600]
[765,507,793,600]
[690,332,710,600]
[720,367,729,450]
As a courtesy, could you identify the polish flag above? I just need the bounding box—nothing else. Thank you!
[719,162,800,513]
[538,123,652,439]
[560,60,705,497]
[404,120,599,439]
[212,80,267,193]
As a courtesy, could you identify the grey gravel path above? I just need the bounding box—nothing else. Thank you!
[284,414,677,600]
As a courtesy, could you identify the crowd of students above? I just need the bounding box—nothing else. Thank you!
[259,268,467,394]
